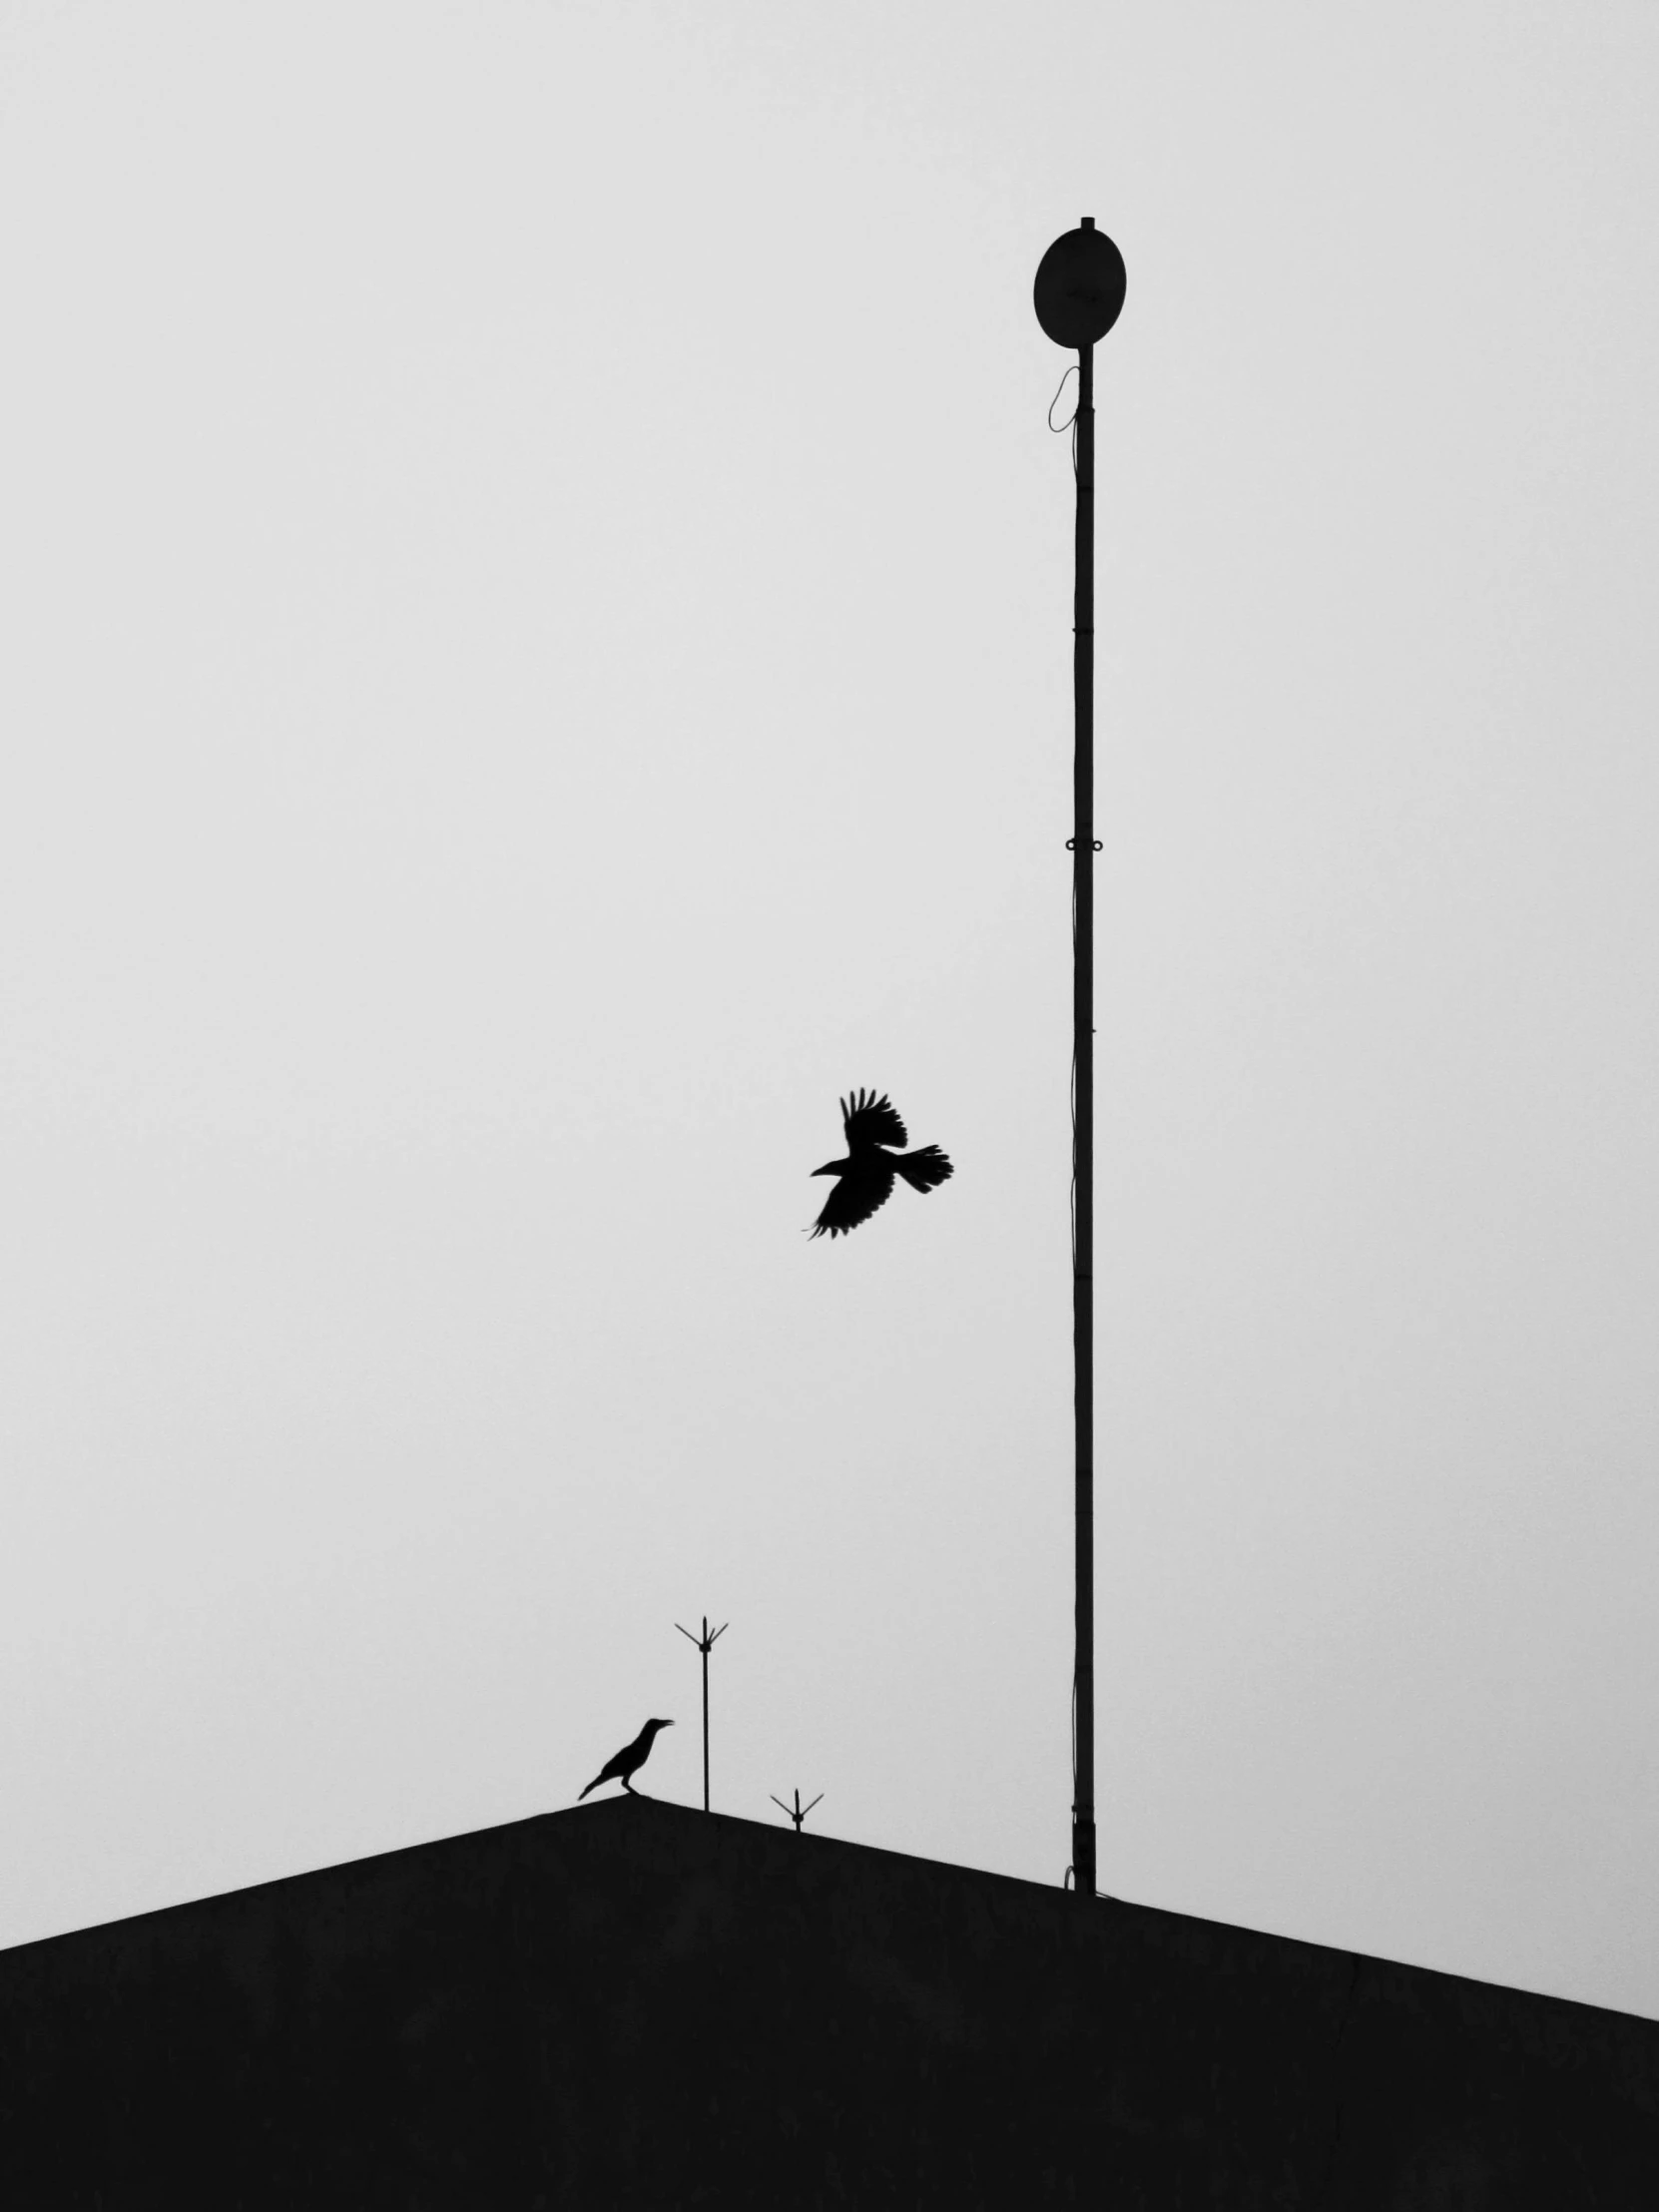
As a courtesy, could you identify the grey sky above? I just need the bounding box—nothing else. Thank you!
[3,0,1657,2020]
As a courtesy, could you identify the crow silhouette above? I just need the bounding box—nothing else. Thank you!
[579,1718,674,1799]
[810,1089,953,1239]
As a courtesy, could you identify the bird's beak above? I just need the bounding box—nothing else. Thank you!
[812,1163,834,1177]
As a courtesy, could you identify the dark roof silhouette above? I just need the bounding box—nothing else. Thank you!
[2,1796,1655,2207]
[810,1089,953,1239]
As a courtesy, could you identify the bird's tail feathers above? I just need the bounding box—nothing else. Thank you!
[578,1776,601,1799]
[894,1145,952,1193]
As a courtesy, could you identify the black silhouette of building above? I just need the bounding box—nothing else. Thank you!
[1,1796,1655,2206]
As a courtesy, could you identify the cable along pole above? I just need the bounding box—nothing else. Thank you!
[1033,218,1127,1903]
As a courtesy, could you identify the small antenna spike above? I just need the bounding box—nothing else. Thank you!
[675,1613,729,1812]
[770,1787,825,1833]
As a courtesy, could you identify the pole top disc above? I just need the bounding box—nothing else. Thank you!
[1033,220,1126,349]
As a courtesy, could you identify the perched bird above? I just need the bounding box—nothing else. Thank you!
[809,1089,953,1240]
[579,1718,674,1800]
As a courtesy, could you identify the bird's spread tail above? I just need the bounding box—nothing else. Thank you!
[894,1144,952,1193]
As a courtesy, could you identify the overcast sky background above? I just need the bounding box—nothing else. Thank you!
[3,0,1657,2020]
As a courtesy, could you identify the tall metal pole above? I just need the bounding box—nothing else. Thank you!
[1072,332,1097,1905]
[1033,218,1124,1904]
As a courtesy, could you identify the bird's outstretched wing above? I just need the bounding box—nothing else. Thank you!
[841,1088,907,1151]
[810,1160,897,1239]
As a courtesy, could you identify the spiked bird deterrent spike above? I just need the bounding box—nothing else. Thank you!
[578,1718,674,1800]
[808,1089,953,1239]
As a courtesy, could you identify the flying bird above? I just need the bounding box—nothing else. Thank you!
[809,1089,953,1239]
[579,1718,674,1800]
